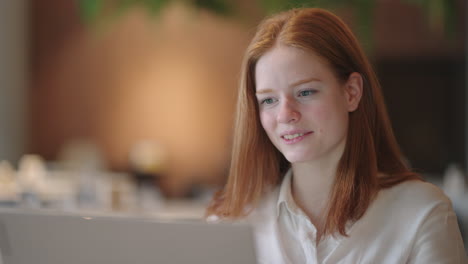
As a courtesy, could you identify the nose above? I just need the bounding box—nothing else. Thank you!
[277,98,300,124]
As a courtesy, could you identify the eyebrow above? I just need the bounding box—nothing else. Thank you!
[290,77,321,87]
[256,77,321,94]
[256,88,274,94]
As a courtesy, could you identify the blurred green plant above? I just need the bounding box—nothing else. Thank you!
[78,0,233,23]
[78,0,103,22]
[77,0,459,42]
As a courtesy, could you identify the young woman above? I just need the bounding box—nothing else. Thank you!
[206,8,466,263]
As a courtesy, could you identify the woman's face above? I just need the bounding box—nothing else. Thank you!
[255,45,361,165]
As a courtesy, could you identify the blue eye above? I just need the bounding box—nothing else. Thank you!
[261,98,276,105]
[298,90,316,97]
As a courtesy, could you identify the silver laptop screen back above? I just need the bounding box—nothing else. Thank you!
[0,209,257,264]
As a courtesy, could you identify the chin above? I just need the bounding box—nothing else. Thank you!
[282,153,314,164]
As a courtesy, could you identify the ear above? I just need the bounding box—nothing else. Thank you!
[344,72,363,112]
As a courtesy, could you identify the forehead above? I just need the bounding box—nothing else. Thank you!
[255,45,334,89]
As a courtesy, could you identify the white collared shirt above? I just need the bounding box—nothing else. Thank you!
[245,170,467,264]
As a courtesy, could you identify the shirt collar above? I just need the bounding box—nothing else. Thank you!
[276,168,303,218]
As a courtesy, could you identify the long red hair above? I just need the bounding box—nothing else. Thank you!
[206,8,420,237]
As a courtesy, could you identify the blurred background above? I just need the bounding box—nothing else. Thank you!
[0,0,466,223]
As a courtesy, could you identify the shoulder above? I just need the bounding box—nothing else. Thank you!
[357,179,454,235]
[348,180,466,263]
[387,181,468,263]
[364,180,461,245]
[377,179,452,213]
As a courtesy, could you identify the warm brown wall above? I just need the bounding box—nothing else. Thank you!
[30,2,252,195]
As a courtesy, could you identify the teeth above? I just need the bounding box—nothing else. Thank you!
[284,133,304,140]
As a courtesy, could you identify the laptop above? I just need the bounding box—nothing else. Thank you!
[0,208,257,264]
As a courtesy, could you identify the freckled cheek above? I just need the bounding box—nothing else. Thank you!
[259,112,280,145]
[309,105,330,123]
[309,104,348,132]
[259,112,276,133]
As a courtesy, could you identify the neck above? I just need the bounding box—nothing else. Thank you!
[291,161,336,216]
[290,146,344,230]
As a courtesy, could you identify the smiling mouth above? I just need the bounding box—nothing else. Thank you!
[283,133,306,140]
[281,131,313,143]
